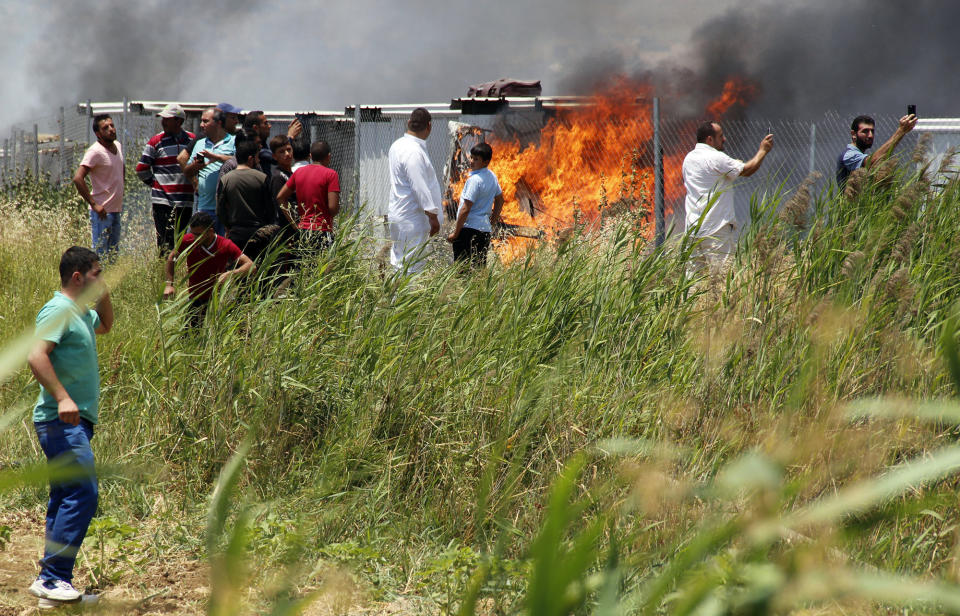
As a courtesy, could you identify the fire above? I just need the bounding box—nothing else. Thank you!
[448,77,755,263]
[705,77,756,118]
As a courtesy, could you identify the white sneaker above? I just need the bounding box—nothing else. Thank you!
[28,578,81,602]
[38,593,99,610]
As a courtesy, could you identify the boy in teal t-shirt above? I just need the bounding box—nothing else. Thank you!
[26,246,113,608]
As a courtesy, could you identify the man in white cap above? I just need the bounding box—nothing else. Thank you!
[136,103,196,253]
[387,107,443,274]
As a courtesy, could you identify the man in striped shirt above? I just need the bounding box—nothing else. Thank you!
[136,104,196,253]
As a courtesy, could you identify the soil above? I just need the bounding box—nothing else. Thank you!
[0,510,429,615]
[0,510,209,615]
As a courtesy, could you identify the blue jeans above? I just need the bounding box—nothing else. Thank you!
[90,210,122,258]
[34,419,98,584]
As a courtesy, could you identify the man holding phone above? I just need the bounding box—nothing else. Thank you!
[184,107,236,234]
[836,110,918,188]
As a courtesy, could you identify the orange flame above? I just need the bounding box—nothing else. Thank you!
[705,77,757,118]
[449,78,755,263]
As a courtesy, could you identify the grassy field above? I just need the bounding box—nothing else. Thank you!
[3,145,960,614]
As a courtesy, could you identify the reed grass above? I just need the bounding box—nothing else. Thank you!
[2,151,960,613]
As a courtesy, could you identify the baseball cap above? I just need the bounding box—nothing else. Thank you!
[217,102,244,115]
[156,103,186,119]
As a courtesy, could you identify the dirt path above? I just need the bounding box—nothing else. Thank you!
[0,510,208,615]
[0,511,426,615]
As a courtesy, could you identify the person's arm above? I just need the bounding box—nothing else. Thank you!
[276,183,297,226]
[27,341,81,426]
[448,199,473,242]
[183,152,206,179]
[201,149,233,164]
[216,178,230,232]
[740,134,774,177]
[217,253,256,284]
[865,114,918,169]
[491,193,505,225]
[409,155,443,236]
[135,143,156,187]
[73,165,107,219]
[94,289,113,334]
[163,248,179,299]
[286,119,303,140]
[328,191,340,218]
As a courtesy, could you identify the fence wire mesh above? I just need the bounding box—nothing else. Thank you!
[0,102,947,255]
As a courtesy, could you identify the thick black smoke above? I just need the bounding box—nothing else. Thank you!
[562,0,959,120]
[30,0,255,105]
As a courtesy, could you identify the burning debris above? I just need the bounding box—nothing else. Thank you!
[445,78,756,262]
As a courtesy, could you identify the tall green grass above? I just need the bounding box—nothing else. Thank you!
[2,144,960,613]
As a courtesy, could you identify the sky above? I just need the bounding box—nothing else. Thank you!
[0,0,746,127]
[3,0,956,133]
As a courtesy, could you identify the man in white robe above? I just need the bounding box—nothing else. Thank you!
[387,108,444,273]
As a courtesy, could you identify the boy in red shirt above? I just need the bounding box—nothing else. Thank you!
[163,212,255,325]
[275,140,340,252]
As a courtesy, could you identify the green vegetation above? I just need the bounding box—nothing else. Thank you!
[3,141,960,614]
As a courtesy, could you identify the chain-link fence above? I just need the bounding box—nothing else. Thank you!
[2,101,952,254]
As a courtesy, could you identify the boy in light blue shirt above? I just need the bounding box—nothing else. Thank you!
[447,142,504,267]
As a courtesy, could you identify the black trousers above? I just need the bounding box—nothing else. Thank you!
[452,227,491,267]
[153,204,193,253]
[226,226,259,255]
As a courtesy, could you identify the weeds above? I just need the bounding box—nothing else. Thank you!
[1,156,960,613]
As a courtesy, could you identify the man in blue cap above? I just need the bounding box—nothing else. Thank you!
[217,102,243,136]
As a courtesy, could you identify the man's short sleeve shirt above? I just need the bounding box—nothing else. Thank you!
[681,143,744,237]
[180,233,243,301]
[193,134,236,212]
[80,141,125,213]
[33,292,101,424]
[286,164,341,231]
[836,144,867,186]
[459,168,502,233]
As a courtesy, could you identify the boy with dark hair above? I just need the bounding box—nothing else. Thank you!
[163,212,256,325]
[447,142,504,267]
[216,139,273,255]
[291,137,311,172]
[268,135,298,230]
[27,246,113,609]
[275,140,341,252]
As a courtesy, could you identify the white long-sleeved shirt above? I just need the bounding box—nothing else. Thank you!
[681,143,744,237]
[387,134,443,226]
[387,133,444,272]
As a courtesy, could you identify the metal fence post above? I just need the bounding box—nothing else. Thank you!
[808,123,817,175]
[653,97,665,248]
[2,138,7,180]
[59,107,66,186]
[33,123,40,178]
[86,99,93,145]
[354,102,361,214]
[122,97,128,149]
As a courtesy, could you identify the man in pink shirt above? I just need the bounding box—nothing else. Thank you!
[73,115,125,258]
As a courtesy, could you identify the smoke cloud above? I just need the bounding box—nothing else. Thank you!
[29,0,256,106]
[561,0,960,120]
[6,0,956,131]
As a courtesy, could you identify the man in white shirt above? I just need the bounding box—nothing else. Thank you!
[682,122,773,271]
[387,108,444,274]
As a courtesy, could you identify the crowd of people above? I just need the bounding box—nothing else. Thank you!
[680,112,918,271]
[27,105,917,609]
